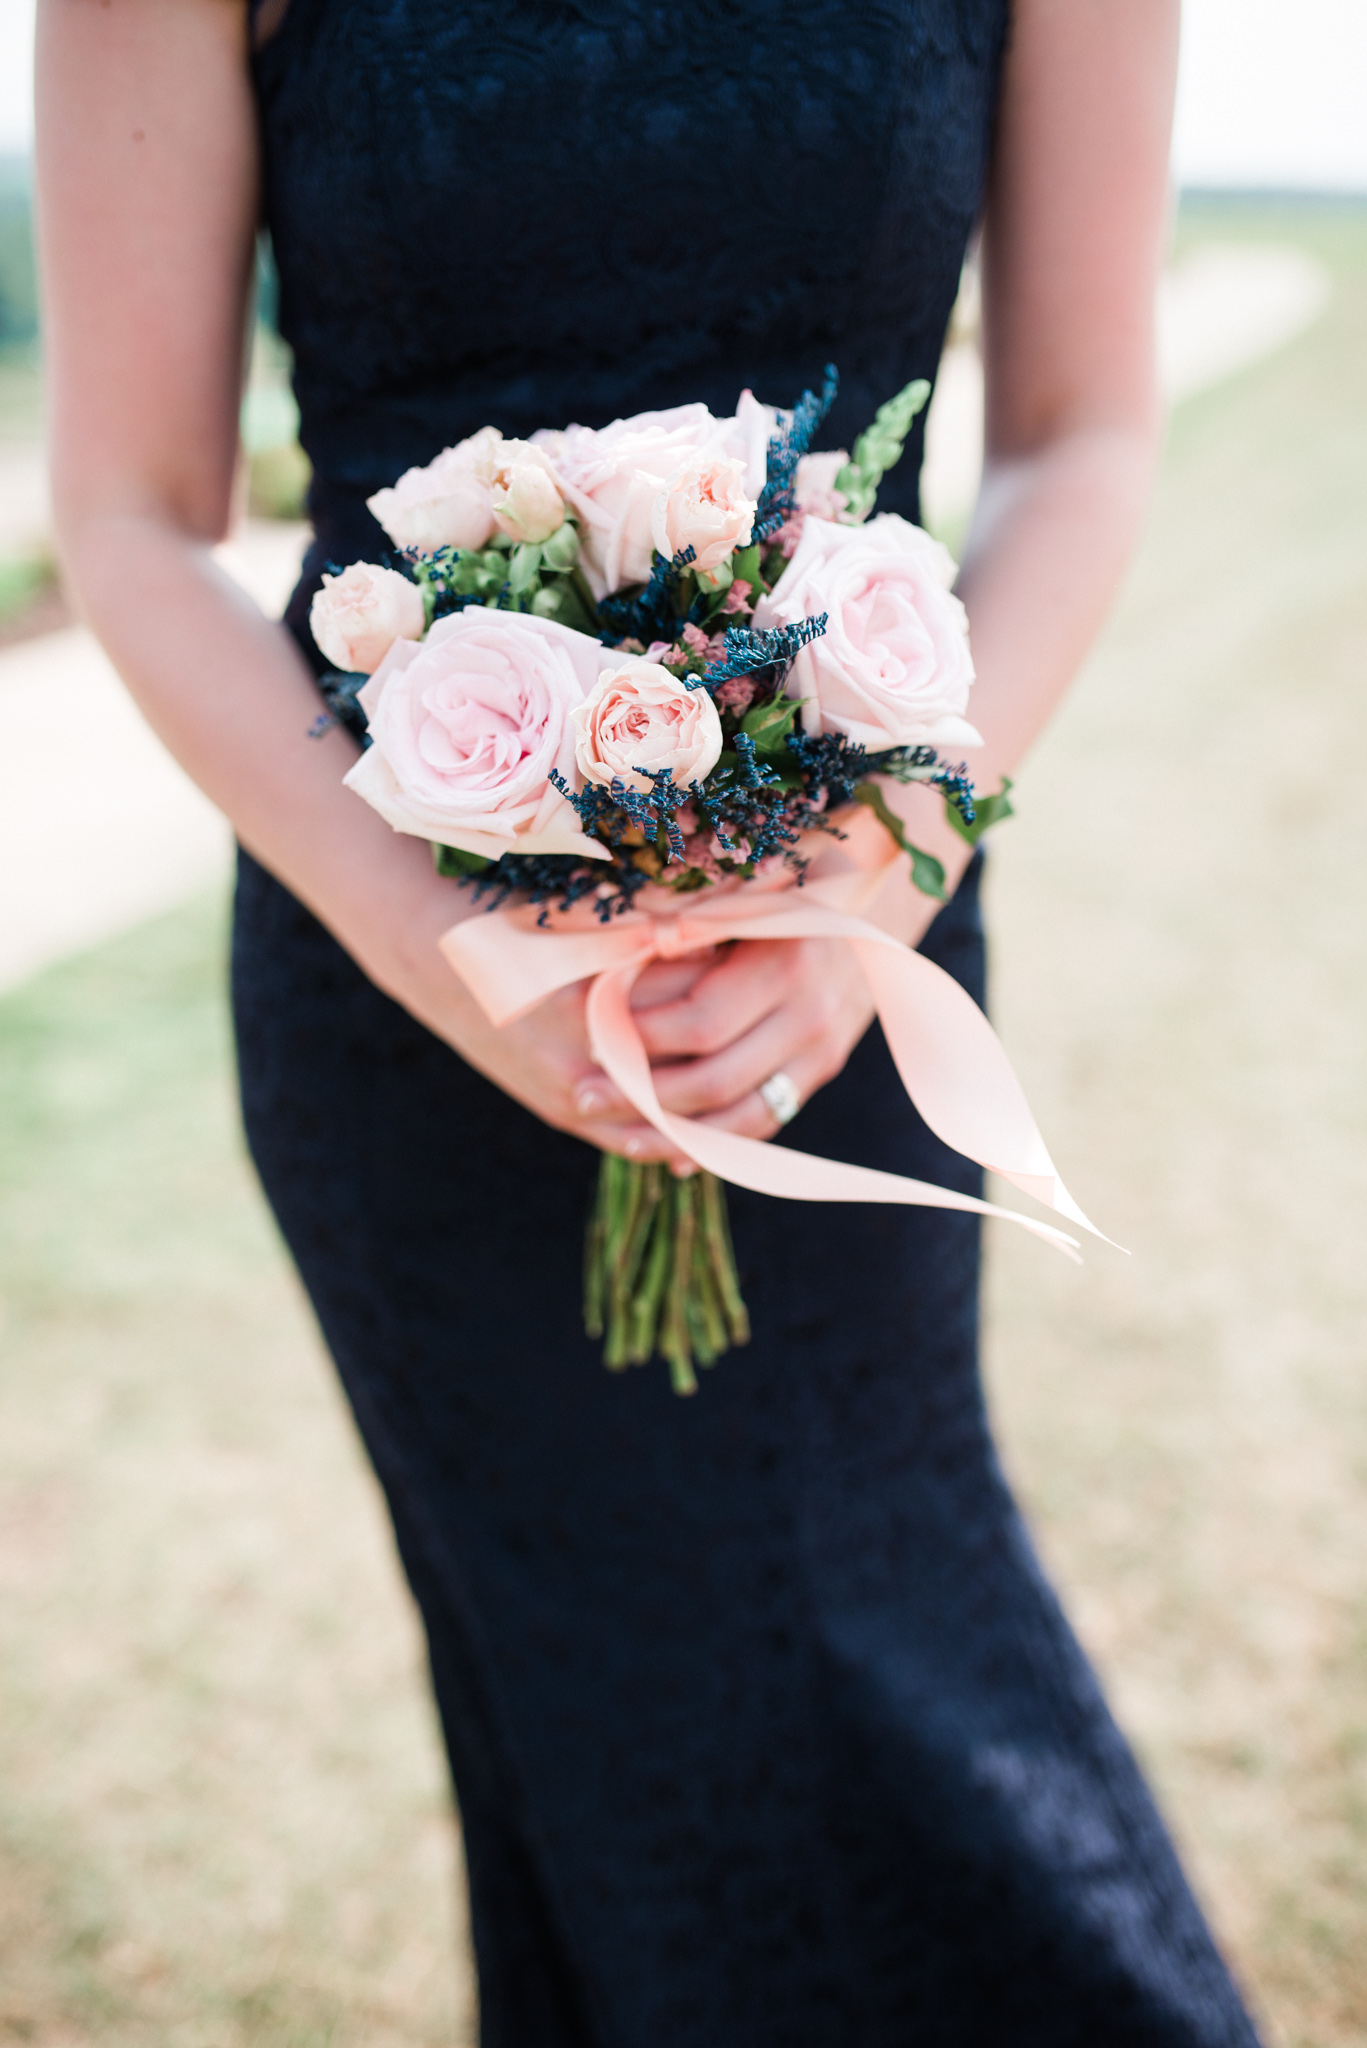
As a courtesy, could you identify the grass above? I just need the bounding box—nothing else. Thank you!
[0,905,472,2045]
[982,198,1367,2046]
[0,199,1364,2043]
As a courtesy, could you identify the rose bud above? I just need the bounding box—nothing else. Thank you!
[651,453,755,577]
[491,445,566,545]
[572,659,723,794]
[309,561,426,674]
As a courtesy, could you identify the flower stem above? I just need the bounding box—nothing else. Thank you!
[583,1159,750,1390]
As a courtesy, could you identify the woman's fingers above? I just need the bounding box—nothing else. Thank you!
[569,939,796,1123]
[648,1003,811,1119]
[572,937,875,1138]
[630,949,717,1011]
[632,939,797,1060]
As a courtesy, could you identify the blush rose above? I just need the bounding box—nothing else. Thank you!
[537,391,772,599]
[366,426,504,553]
[308,561,426,674]
[650,453,755,577]
[571,660,723,794]
[343,609,610,861]
[754,513,981,752]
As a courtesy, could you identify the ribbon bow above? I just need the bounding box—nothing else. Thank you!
[441,855,1106,1260]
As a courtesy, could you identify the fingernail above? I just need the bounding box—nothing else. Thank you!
[625,1135,645,1158]
[671,1161,697,1179]
[576,1087,605,1116]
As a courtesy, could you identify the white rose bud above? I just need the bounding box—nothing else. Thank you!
[309,561,426,674]
[491,448,566,545]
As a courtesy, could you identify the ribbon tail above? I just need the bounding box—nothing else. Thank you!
[441,911,650,1026]
[850,937,1119,1248]
[586,966,1083,1261]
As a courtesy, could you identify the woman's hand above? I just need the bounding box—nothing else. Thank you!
[570,937,877,1163]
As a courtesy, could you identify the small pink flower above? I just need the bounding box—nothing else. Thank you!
[309,562,425,674]
[713,675,759,716]
[680,622,712,658]
[572,660,723,793]
[720,579,753,615]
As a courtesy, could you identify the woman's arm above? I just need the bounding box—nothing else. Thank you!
[36,0,667,1157]
[621,0,1180,1143]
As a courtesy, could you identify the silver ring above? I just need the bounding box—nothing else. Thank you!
[759,1070,801,1127]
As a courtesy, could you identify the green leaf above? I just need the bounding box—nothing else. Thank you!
[730,543,763,595]
[432,842,492,879]
[539,518,580,573]
[834,377,932,522]
[853,781,946,901]
[945,776,1015,845]
[530,576,598,633]
[740,694,802,753]
[508,542,543,595]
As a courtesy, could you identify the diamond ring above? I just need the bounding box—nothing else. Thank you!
[759,1070,801,1127]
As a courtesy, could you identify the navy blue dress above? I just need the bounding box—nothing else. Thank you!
[236,5,1261,2042]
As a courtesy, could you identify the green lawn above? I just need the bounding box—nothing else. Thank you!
[1,201,1365,2045]
[984,197,1367,2048]
[0,908,471,2044]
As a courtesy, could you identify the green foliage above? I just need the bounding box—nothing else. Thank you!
[0,158,37,347]
[432,843,492,879]
[246,441,311,521]
[946,776,1014,845]
[739,693,803,753]
[729,542,766,595]
[0,554,52,622]
[834,377,931,522]
[852,781,947,900]
[584,1156,749,1392]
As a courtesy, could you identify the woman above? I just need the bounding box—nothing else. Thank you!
[36,1,1261,2041]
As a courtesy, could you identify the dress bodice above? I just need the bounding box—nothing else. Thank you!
[251,0,1008,569]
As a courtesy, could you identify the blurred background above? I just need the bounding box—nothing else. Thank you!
[2,4,1366,2043]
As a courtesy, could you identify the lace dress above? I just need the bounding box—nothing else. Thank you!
[234,4,1261,2041]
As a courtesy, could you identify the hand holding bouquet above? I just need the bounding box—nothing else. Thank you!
[313,371,1098,1392]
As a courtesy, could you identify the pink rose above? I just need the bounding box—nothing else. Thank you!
[366,426,504,552]
[538,404,718,598]
[537,392,772,599]
[754,513,980,752]
[309,561,426,674]
[650,453,755,576]
[794,450,850,524]
[343,609,610,861]
[571,660,723,793]
[714,388,775,501]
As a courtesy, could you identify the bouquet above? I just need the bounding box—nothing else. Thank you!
[311,370,1097,1393]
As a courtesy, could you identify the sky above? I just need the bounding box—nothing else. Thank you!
[1,0,1365,189]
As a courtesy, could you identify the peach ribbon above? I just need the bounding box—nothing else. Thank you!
[440,859,1106,1260]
